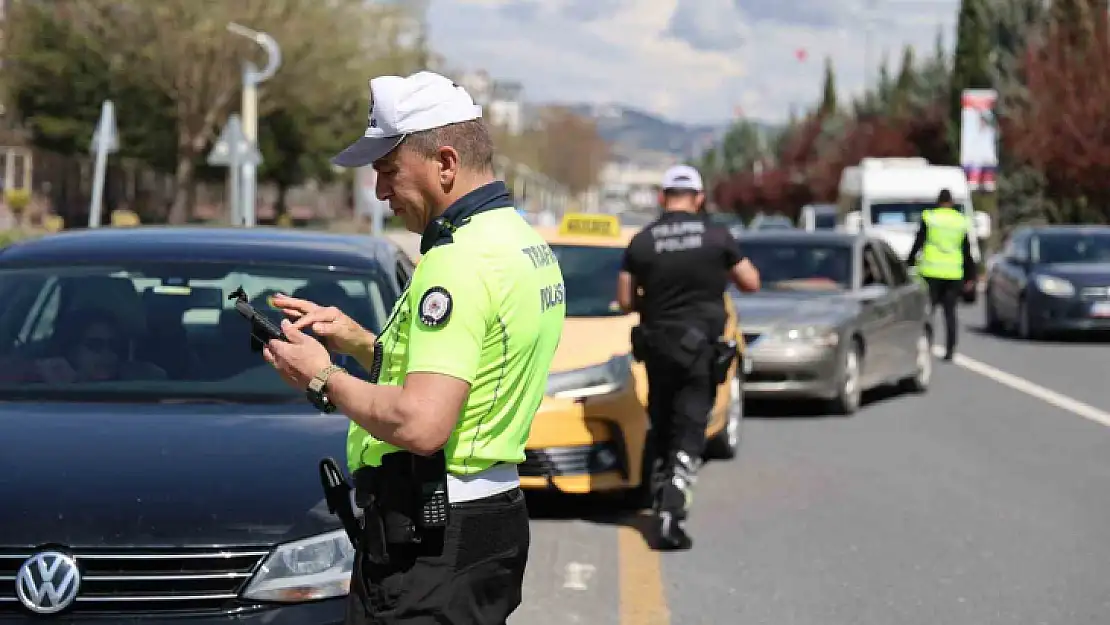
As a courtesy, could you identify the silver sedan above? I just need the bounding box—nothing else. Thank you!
[733,231,934,414]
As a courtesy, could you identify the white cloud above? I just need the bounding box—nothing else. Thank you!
[427,0,959,124]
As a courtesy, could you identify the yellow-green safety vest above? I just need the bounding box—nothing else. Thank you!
[918,207,967,280]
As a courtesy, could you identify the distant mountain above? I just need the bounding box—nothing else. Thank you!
[538,104,779,163]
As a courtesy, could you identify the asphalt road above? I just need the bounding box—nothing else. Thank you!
[512,302,1110,625]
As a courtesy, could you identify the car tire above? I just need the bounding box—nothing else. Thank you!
[984,286,1004,334]
[829,340,863,415]
[1017,297,1040,340]
[704,375,743,460]
[900,328,933,393]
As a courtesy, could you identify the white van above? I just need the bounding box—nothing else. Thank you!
[838,156,991,257]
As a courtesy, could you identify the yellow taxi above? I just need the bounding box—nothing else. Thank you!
[520,213,745,505]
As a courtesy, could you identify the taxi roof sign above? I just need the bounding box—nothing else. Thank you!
[559,213,620,238]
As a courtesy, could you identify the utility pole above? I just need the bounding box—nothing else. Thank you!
[87,100,119,228]
[227,23,282,227]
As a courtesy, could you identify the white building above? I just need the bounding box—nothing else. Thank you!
[488,80,524,136]
[457,69,492,107]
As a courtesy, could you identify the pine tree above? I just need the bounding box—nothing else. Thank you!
[892,45,917,113]
[819,56,838,116]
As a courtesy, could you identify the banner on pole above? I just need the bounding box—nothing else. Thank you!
[959,89,999,192]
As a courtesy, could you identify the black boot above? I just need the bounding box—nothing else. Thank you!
[653,452,698,551]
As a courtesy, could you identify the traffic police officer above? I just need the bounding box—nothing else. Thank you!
[617,165,760,550]
[263,71,566,624]
[907,188,976,361]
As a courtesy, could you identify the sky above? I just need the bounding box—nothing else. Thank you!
[426,0,960,125]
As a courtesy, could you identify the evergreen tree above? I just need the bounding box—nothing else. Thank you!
[891,45,917,113]
[819,56,838,116]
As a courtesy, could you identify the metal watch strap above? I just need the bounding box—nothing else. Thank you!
[309,364,344,394]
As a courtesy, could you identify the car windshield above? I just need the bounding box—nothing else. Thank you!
[549,244,625,317]
[0,263,393,402]
[1035,232,1110,264]
[870,201,966,225]
[742,241,853,291]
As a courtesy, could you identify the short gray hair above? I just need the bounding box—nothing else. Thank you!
[403,120,494,172]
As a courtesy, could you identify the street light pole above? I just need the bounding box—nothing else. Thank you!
[228,23,282,228]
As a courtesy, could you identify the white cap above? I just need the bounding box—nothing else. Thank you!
[660,165,704,192]
[332,71,484,168]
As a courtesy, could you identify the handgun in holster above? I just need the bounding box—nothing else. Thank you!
[318,458,362,550]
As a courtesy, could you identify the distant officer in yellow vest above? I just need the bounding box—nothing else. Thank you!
[907,189,977,361]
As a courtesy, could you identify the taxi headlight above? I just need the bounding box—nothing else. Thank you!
[241,530,354,603]
[1034,274,1075,297]
[762,324,839,347]
[546,354,633,399]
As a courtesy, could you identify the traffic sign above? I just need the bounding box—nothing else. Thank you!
[208,114,261,167]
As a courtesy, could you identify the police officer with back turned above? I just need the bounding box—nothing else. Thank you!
[907,188,977,361]
[262,71,566,624]
[617,165,760,550]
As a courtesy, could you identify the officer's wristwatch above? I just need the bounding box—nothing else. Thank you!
[306,364,343,413]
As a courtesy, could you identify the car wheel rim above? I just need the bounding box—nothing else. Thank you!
[726,377,742,448]
[916,334,932,383]
[844,350,860,401]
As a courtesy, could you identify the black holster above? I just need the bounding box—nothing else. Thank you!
[318,458,361,548]
[352,450,451,562]
[634,323,713,370]
[710,339,738,385]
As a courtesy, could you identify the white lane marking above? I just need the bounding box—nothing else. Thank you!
[933,346,1110,428]
[563,562,596,590]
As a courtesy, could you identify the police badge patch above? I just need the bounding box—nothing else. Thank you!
[418,287,452,326]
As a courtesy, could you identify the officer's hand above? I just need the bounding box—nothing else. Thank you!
[270,294,375,356]
[263,320,333,389]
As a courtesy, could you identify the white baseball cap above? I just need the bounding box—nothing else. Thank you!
[332,71,484,168]
[660,165,704,192]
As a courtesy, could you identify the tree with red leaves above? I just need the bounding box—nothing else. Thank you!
[1010,5,1110,222]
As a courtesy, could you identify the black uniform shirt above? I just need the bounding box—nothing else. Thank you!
[621,211,742,337]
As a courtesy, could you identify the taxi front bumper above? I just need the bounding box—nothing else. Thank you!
[743,342,842,399]
[519,385,648,494]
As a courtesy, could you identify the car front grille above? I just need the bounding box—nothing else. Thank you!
[1080,286,1110,300]
[0,547,268,615]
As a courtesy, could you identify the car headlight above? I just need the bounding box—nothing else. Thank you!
[761,325,839,347]
[1034,275,1075,297]
[241,530,354,603]
[546,354,633,399]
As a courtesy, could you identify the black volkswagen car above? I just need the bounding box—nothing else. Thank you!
[984,225,1110,338]
[0,227,415,623]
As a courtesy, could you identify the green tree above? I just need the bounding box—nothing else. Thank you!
[818,56,838,116]
[5,0,421,224]
[890,46,918,115]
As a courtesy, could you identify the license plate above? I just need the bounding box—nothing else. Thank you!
[1091,301,1110,317]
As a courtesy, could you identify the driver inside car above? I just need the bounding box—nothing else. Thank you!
[0,309,167,383]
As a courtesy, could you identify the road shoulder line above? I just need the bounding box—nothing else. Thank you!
[934,346,1110,428]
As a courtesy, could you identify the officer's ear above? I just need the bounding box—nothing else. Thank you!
[695,191,706,210]
[434,145,461,188]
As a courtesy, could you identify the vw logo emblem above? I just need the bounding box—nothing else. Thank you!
[14,551,81,614]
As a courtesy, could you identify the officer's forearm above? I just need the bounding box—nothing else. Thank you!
[324,370,448,456]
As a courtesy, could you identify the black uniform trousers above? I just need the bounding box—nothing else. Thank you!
[643,345,716,480]
[345,488,530,625]
[926,277,962,355]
